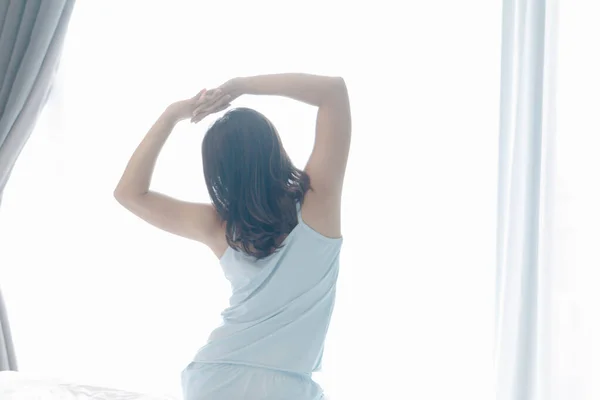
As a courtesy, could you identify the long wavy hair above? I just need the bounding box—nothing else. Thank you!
[202,107,311,260]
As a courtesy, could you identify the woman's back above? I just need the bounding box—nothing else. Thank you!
[192,202,343,374]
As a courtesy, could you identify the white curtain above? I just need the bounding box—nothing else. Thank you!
[495,0,600,399]
[0,1,500,399]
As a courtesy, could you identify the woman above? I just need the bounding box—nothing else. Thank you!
[114,73,351,400]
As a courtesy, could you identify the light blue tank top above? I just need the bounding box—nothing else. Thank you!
[192,202,342,376]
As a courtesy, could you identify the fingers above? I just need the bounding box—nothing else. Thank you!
[193,91,222,112]
[192,103,231,123]
[192,87,220,104]
[198,89,222,104]
[191,99,231,123]
[213,102,231,113]
[193,88,207,101]
[193,94,231,114]
[186,87,232,124]
[191,106,229,124]
[204,88,220,97]
[190,113,206,124]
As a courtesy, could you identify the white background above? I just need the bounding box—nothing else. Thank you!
[550,1,600,398]
[0,1,503,398]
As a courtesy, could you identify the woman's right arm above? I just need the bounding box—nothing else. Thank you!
[225,73,352,238]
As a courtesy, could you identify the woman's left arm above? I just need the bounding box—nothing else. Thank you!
[114,89,231,247]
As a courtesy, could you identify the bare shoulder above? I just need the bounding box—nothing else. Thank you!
[300,185,343,239]
[210,216,229,259]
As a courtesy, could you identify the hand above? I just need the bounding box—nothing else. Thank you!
[188,78,243,123]
[216,77,244,102]
[190,88,232,123]
[166,89,231,124]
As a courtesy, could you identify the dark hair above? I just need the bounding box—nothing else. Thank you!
[202,107,311,260]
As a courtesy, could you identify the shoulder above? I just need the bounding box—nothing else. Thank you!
[207,213,229,260]
[299,189,343,240]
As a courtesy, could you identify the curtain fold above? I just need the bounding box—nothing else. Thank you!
[495,0,558,399]
[0,0,75,371]
[0,287,16,371]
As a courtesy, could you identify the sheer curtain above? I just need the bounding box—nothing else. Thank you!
[0,1,499,398]
[0,0,75,371]
[495,1,600,399]
[494,0,558,399]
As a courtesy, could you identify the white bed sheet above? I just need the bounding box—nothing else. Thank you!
[0,372,179,400]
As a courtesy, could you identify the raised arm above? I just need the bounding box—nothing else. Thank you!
[221,74,352,238]
[113,89,231,255]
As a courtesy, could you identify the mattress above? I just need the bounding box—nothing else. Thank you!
[0,372,179,400]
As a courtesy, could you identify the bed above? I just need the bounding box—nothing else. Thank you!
[0,372,179,400]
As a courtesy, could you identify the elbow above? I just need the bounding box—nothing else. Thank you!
[322,76,348,104]
[113,186,137,205]
[333,76,346,87]
[113,187,128,205]
[330,76,347,94]
[113,185,148,207]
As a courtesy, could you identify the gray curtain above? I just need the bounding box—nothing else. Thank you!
[0,0,75,371]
